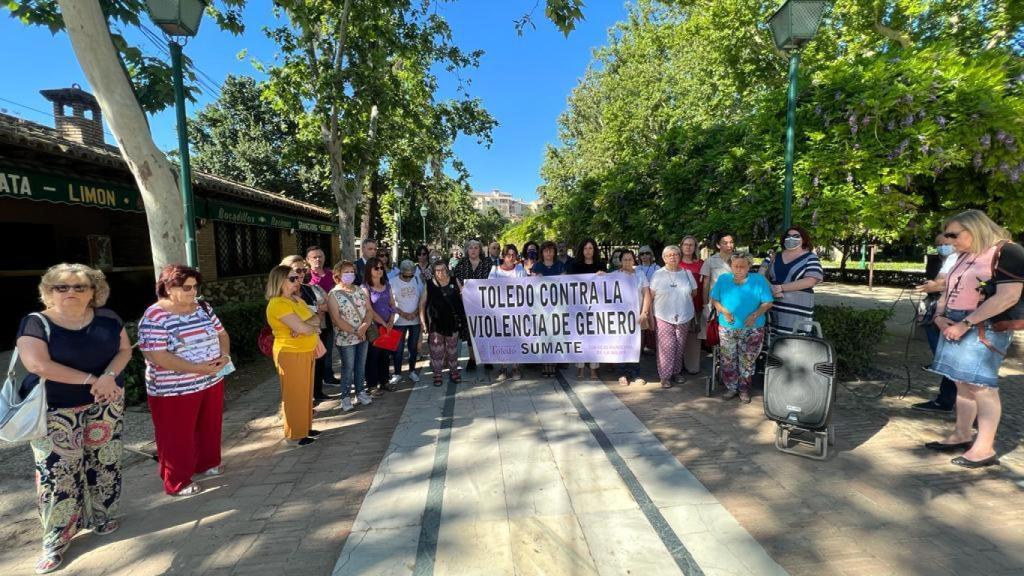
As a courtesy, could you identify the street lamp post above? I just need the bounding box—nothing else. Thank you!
[767,0,827,230]
[145,0,207,268]
[420,203,428,246]
[394,186,404,262]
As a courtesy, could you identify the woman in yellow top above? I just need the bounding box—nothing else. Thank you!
[265,265,325,446]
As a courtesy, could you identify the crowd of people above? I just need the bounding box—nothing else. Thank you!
[10,210,1023,573]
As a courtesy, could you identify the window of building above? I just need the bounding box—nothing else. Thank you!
[215,222,281,277]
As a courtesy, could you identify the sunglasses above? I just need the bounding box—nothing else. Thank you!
[176,284,198,292]
[293,268,309,274]
[373,267,385,271]
[287,275,302,283]
[944,231,963,239]
[52,284,92,293]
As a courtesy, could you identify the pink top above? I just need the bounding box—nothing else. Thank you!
[943,246,996,311]
[310,268,335,293]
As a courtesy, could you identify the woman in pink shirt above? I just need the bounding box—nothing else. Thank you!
[926,210,1015,468]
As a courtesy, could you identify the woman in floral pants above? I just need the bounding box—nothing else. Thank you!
[710,252,774,403]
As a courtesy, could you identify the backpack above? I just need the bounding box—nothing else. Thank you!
[982,241,1024,332]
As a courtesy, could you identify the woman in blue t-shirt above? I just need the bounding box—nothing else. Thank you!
[710,253,774,403]
[16,263,132,574]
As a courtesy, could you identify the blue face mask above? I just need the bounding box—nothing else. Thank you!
[937,245,954,257]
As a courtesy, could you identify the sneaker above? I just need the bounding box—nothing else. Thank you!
[388,375,402,387]
[911,400,954,414]
[631,378,647,386]
[341,396,354,412]
[618,376,629,386]
[409,371,421,383]
[356,392,373,406]
[495,372,508,383]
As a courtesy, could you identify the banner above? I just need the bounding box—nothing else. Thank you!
[463,273,641,364]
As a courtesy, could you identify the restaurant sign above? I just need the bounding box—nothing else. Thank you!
[0,165,143,212]
[197,199,336,234]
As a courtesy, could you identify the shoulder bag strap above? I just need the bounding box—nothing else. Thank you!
[9,313,52,379]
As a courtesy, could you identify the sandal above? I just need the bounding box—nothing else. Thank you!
[618,376,629,386]
[172,483,203,497]
[35,545,69,575]
[94,519,120,535]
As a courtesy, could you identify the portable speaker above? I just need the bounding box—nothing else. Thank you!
[763,335,836,431]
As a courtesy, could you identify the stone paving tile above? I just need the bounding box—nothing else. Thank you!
[0,369,412,575]
[603,283,1024,576]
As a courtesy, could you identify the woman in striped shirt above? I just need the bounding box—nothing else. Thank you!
[139,265,231,497]
[765,226,824,334]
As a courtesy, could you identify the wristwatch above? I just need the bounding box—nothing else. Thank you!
[961,318,974,328]
[103,370,118,378]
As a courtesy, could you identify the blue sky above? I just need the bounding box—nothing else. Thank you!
[0,1,628,202]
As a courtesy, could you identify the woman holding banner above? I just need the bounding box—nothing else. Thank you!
[649,245,698,388]
[453,240,491,371]
[569,239,607,380]
[421,261,467,386]
[532,241,567,377]
[616,249,652,385]
[489,245,527,381]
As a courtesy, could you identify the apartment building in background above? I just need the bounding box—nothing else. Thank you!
[472,189,533,221]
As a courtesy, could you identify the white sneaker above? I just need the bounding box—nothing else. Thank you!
[199,466,222,477]
[388,375,402,386]
[408,371,421,383]
[341,396,353,412]
[357,392,373,406]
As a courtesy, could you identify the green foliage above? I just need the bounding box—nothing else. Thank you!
[816,305,893,378]
[120,300,267,405]
[539,0,1024,255]
[4,1,245,112]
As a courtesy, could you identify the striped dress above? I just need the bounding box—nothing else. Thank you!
[767,251,824,334]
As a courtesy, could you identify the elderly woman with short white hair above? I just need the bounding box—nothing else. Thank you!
[649,245,698,388]
[17,263,132,574]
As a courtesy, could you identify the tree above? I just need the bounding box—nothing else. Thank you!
[262,0,495,259]
[6,0,244,274]
[188,75,328,203]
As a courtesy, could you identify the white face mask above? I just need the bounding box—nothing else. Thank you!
[937,245,955,257]
[783,237,802,250]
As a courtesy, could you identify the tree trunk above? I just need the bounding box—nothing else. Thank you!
[59,0,187,276]
[838,237,852,271]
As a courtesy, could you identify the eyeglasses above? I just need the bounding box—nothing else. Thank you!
[177,284,198,292]
[639,252,652,256]
[373,267,385,271]
[944,231,963,239]
[51,284,92,293]
[287,275,302,283]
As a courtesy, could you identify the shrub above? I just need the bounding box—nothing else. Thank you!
[815,304,893,379]
[121,300,268,405]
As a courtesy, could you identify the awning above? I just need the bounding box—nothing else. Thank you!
[196,198,336,233]
[0,164,143,212]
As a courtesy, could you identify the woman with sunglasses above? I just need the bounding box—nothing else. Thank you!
[138,265,231,498]
[364,256,399,396]
[927,210,1020,469]
[265,265,326,447]
[17,264,131,574]
[764,226,823,335]
[415,245,433,285]
[281,255,335,402]
[637,245,660,354]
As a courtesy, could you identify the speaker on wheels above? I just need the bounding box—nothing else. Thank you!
[763,334,836,431]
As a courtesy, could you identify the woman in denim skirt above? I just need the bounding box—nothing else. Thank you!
[926,210,1023,468]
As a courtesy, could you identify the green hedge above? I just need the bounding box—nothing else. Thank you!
[815,304,893,379]
[121,300,268,405]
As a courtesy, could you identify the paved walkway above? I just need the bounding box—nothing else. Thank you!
[333,373,783,576]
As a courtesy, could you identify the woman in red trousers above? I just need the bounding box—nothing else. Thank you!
[138,265,232,497]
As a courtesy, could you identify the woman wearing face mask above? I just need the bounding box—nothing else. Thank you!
[911,233,960,414]
[327,261,374,412]
[139,265,231,498]
[522,241,540,276]
[679,236,704,374]
[765,226,824,334]
[490,245,527,381]
[616,249,652,385]
[637,246,660,354]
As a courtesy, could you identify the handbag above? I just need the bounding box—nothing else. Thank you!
[1,313,50,442]
[373,326,404,352]
[365,322,380,343]
[705,312,721,348]
[257,325,275,358]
